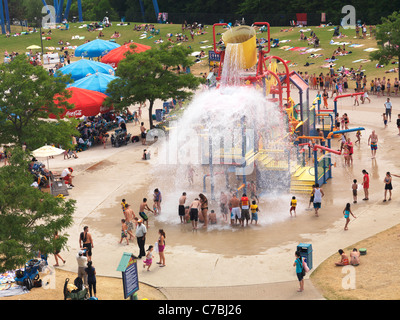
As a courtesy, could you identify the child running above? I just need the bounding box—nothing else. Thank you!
[119,219,129,245]
[250,200,259,225]
[290,196,297,217]
[343,203,356,231]
[143,245,154,271]
[354,90,359,106]
[383,113,388,128]
[355,130,361,145]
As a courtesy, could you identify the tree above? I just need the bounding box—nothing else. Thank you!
[0,55,79,150]
[370,11,400,80]
[0,148,75,272]
[106,43,204,129]
[69,0,119,21]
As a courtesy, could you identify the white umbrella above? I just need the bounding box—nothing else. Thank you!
[31,145,65,194]
[26,45,42,50]
[32,145,65,166]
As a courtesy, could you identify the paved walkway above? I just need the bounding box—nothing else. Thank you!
[159,280,323,300]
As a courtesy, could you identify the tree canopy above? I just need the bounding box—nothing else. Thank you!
[0,55,79,150]
[0,148,75,272]
[370,11,400,79]
[106,43,203,128]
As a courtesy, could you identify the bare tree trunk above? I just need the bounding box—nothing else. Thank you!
[148,100,154,129]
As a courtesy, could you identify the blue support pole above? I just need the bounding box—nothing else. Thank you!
[139,0,146,23]
[152,0,160,21]
[53,0,58,14]
[64,0,72,21]
[56,0,64,23]
[77,0,83,22]
[0,0,5,34]
[3,0,10,32]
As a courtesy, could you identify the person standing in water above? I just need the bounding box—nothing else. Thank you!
[199,193,209,228]
[153,189,162,215]
[230,193,241,225]
[124,204,136,241]
[139,198,154,228]
[313,184,324,217]
[219,191,229,222]
[178,192,187,223]
[189,198,201,230]
[368,130,378,159]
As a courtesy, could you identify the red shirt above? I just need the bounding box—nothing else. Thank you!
[363,174,369,188]
[241,197,249,209]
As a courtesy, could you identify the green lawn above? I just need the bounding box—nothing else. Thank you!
[1,21,396,88]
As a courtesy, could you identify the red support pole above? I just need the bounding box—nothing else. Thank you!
[333,92,364,102]
[312,144,341,155]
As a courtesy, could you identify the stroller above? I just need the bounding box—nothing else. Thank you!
[63,277,89,300]
[111,131,131,147]
[15,258,46,290]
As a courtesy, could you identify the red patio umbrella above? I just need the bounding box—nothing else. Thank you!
[50,87,112,119]
[101,42,151,68]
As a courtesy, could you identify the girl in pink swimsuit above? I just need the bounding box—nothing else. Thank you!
[157,229,166,267]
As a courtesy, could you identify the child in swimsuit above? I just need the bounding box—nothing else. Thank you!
[250,200,259,224]
[343,203,356,230]
[143,246,154,271]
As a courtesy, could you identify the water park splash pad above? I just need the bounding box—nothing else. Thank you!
[146,24,297,228]
[148,86,290,227]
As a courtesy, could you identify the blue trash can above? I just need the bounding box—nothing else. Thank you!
[297,243,313,270]
[155,109,163,122]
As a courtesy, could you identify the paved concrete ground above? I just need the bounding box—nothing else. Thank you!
[43,94,400,300]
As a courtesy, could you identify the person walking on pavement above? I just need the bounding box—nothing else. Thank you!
[135,217,147,259]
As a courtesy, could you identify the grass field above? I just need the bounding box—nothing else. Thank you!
[1,21,398,88]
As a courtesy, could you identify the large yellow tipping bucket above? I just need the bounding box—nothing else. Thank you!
[222,25,257,69]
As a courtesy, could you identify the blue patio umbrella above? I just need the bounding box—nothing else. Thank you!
[56,59,115,81]
[74,39,121,58]
[67,72,118,95]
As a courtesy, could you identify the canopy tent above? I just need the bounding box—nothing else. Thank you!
[49,87,112,119]
[67,72,118,95]
[101,42,151,68]
[74,39,121,58]
[56,59,115,81]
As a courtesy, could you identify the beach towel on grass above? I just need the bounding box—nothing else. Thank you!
[289,47,307,52]
[321,63,335,68]
[364,48,378,52]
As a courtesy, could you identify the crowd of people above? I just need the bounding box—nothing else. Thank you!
[119,191,167,271]
[177,181,260,230]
